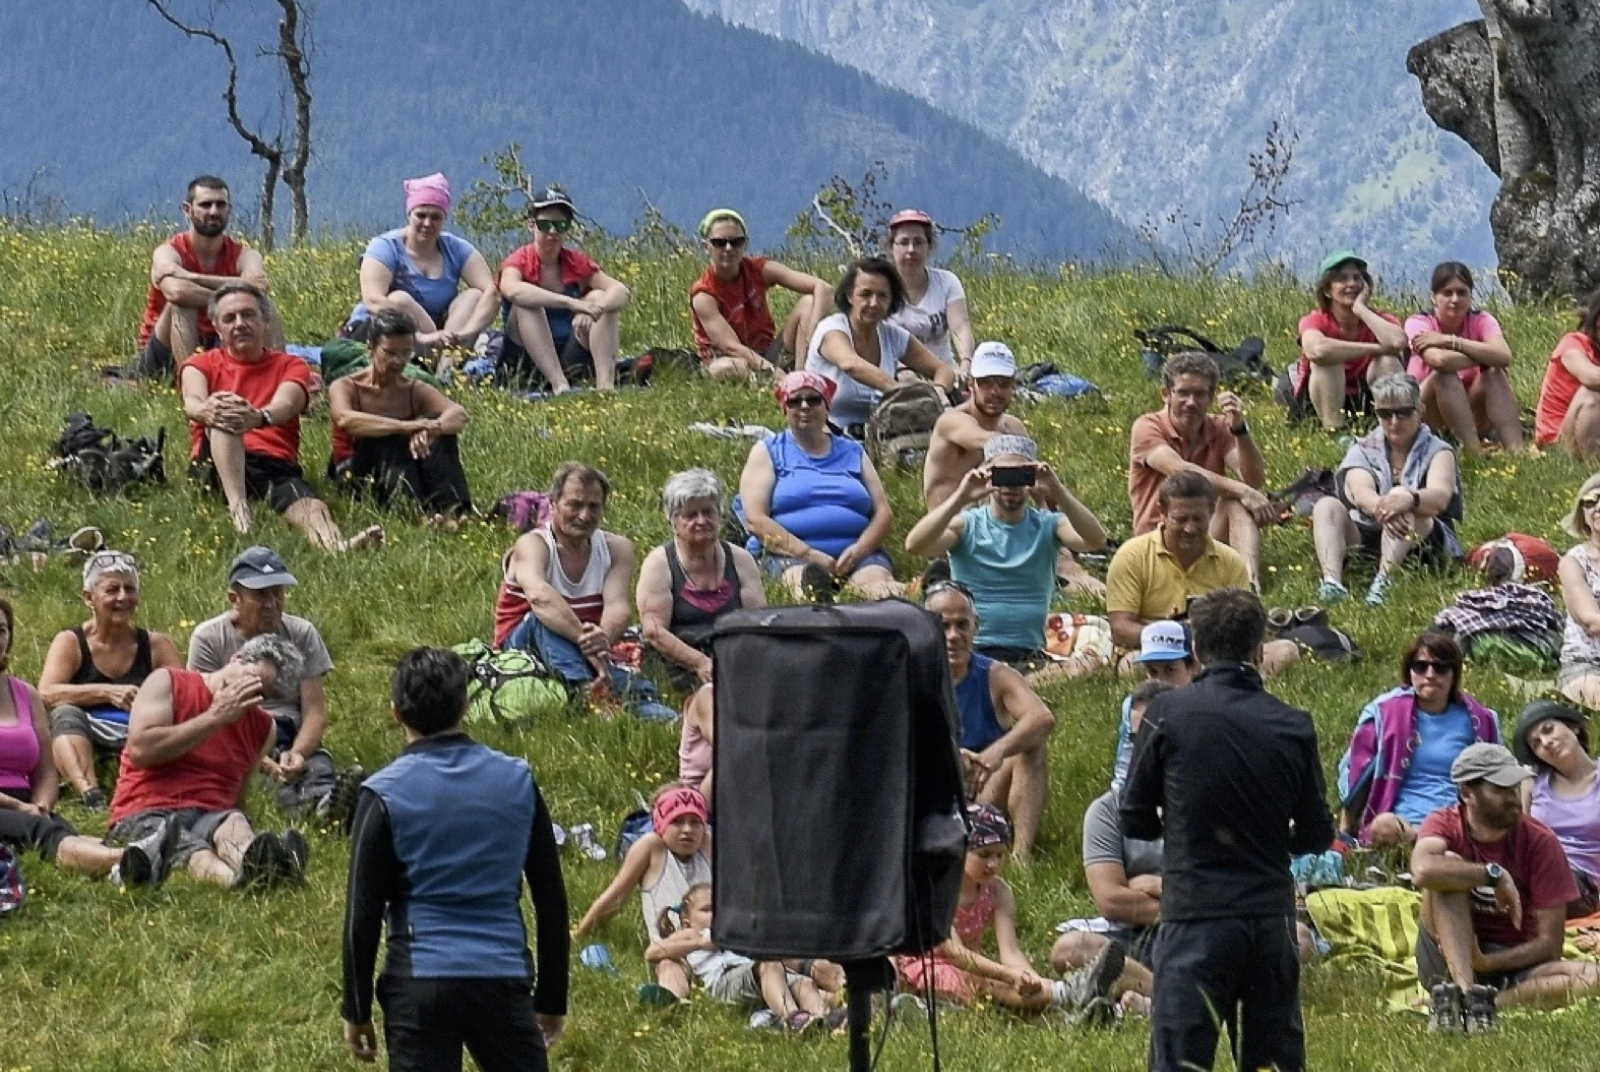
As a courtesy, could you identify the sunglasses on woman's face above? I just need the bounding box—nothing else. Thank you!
[708,236,747,250]
[784,393,825,410]
[534,217,573,233]
[1582,493,1600,510]
[1375,406,1417,421]
[1409,658,1453,675]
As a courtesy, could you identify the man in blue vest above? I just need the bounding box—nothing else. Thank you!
[341,647,570,1070]
[924,580,1056,861]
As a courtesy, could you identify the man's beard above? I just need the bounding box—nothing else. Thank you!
[193,218,227,238]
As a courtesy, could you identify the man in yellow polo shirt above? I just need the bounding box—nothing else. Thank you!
[1108,471,1298,675]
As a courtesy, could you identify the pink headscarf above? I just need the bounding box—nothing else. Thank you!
[774,370,836,410]
[652,785,709,836]
[404,172,452,215]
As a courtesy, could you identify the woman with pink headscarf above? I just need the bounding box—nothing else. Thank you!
[349,172,499,358]
[738,371,903,600]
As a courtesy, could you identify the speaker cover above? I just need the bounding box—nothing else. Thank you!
[710,600,966,961]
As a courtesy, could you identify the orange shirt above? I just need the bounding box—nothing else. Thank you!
[1128,410,1237,534]
[690,256,776,360]
[137,233,246,346]
[182,347,313,463]
[1536,332,1599,447]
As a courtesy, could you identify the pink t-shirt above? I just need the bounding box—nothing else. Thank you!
[1294,308,1402,397]
[1403,309,1503,384]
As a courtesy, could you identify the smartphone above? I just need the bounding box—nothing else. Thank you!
[990,465,1036,487]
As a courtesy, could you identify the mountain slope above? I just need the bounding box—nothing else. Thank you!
[0,0,1133,261]
[683,0,1500,276]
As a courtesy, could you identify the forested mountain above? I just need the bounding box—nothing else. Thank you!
[683,0,1500,277]
[0,0,1133,261]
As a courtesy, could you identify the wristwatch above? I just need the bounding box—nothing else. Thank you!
[1231,421,1250,437]
[1409,489,1422,511]
[1484,862,1505,885]
[257,408,273,428]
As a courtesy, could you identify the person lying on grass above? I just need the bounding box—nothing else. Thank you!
[892,803,1124,1021]
[573,784,711,1003]
[647,882,847,1032]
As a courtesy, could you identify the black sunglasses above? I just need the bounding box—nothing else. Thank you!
[1581,492,1600,510]
[708,236,747,250]
[784,393,826,410]
[534,218,573,233]
[924,579,974,603]
[1409,658,1453,675]
[1375,406,1417,420]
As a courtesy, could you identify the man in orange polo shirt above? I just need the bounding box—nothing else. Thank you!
[1128,353,1275,588]
[180,282,383,552]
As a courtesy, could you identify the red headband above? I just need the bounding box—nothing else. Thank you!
[652,785,709,836]
[774,370,835,409]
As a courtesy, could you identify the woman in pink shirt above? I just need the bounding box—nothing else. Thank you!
[1294,251,1408,432]
[1404,262,1521,454]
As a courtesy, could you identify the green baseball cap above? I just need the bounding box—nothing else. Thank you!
[1318,250,1366,276]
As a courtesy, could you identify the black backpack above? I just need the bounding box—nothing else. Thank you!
[1135,325,1273,388]
[49,413,166,495]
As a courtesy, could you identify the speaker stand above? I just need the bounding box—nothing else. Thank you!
[842,958,894,1072]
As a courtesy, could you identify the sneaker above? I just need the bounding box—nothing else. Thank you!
[1317,579,1349,605]
[747,1009,782,1031]
[1465,984,1497,1035]
[1365,572,1393,607]
[321,764,365,835]
[823,1007,850,1032]
[237,832,281,890]
[889,992,925,1018]
[1063,995,1122,1028]
[636,982,679,1007]
[81,786,108,812]
[1427,981,1464,1034]
[1057,942,1126,1012]
[569,823,608,862]
[278,829,310,885]
[784,1011,815,1033]
[800,563,835,605]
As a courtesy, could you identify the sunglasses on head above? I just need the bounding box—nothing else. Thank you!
[1375,406,1417,420]
[533,217,573,233]
[708,236,747,250]
[1409,658,1453,675]
[784,392,825,410]
[924,579,974,603]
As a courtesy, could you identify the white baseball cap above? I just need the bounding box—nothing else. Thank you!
[970,341,1017,380]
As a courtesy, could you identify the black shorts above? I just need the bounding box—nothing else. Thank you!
[1353,518,1451,561]
[498,332,596,388]
[136,332,219,381]
[191,444,317,514]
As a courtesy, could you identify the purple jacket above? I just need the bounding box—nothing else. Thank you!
[1336,686,1500,841]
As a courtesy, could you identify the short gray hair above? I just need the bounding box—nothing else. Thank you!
[662,468,724,521]
[207,280,268,324]
[83,550,139,593]
[1371,372,1421,411]
[234,633,304,698]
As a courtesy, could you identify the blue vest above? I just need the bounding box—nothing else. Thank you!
[366,736,537,979]
[955,653,1006,752]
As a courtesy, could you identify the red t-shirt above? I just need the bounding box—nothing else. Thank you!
[1418,804,1577,947]
[1536,332,1599,447]
[1127,410,1238,535]
[500,245,601,291]
[1294,309,1401,397]
[137,233,246,347]
[182,348,313,463]
[109,669,273,822]
[690,256,776,360]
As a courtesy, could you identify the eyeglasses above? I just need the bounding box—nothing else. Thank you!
[1409,658,1453,675]
[707,236,747,250]
[784,393,826,410]
[1375,406,1417,421]
[924,579,974,602]
[533,218,573,234]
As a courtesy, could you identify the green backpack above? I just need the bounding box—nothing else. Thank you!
[451,640,569,724]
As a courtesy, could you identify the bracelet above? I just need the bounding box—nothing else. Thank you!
[1450,336,1460,352]
[1410,489,1422,511]
[798,959,816,977]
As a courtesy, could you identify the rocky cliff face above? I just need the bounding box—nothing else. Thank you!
[684,0,1500,278]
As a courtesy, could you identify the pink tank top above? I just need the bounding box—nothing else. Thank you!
[0,676,40,793]
[952,881,997,948]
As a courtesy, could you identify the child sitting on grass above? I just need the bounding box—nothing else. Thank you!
[648,882,848,1031]
[894,803,1125,1020]
[574,784,711,1003]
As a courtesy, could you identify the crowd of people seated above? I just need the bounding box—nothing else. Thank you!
[16,169,1600,1065]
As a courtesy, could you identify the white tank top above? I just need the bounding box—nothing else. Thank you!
[534,527,611,624]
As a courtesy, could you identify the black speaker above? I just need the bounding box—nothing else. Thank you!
[709,599,967,961]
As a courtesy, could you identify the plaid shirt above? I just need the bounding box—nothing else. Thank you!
[1433,583,1561,639]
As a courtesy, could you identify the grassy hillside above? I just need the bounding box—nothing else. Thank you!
[1,222,1597,1070]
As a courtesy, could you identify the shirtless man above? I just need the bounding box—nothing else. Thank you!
[135,175,282,380]
[922,341,1103,595]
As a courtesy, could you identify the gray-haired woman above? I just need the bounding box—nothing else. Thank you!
[636,468,765,691]
[1312,373,1462,606]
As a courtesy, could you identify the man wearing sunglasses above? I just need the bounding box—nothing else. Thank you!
[1313,372,1462,606]
[689,208,832,381]
[499,186,631,393]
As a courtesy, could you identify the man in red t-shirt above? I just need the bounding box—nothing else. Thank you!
[135,175,282,380]
[180,282,383,552]
[1128,352,1274,588]
[109,634,308,890]
[1410,742,1600,1033]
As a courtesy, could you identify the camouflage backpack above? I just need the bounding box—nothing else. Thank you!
[865,381,946,471]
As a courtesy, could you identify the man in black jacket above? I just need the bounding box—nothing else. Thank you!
[1121,587,1333,1072]
[341,647,569,1071]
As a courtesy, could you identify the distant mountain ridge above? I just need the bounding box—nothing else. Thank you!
[0,0,1134,262]
[682,0,1500,277]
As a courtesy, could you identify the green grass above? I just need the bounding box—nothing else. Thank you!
[1,220,1598,1069]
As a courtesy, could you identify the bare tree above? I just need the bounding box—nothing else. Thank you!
[1408,2,1600,300]
[147,0,313,250]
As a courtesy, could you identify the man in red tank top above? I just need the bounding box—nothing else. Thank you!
[134,175,282,380]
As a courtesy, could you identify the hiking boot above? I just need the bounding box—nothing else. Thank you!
[1364,572,1393,606]
[1427,981,1464,1034]
[1317,579,1349,605]
[279,829,310,886]
[800,563,835,605]
[321,764,365,836]
[81,786,107,812]
[1057,942,1126,1013]
[1465,984,1497,1035]
[237,832,281,890]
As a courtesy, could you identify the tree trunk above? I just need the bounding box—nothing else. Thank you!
[276,0,313,244]
[1408,1,1600,300]
[259,157,280,253]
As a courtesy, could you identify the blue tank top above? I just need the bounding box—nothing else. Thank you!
[950,506,1062,650]
[353,229,477,325]
[762,432,874,558]
[955,654,1005,751]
